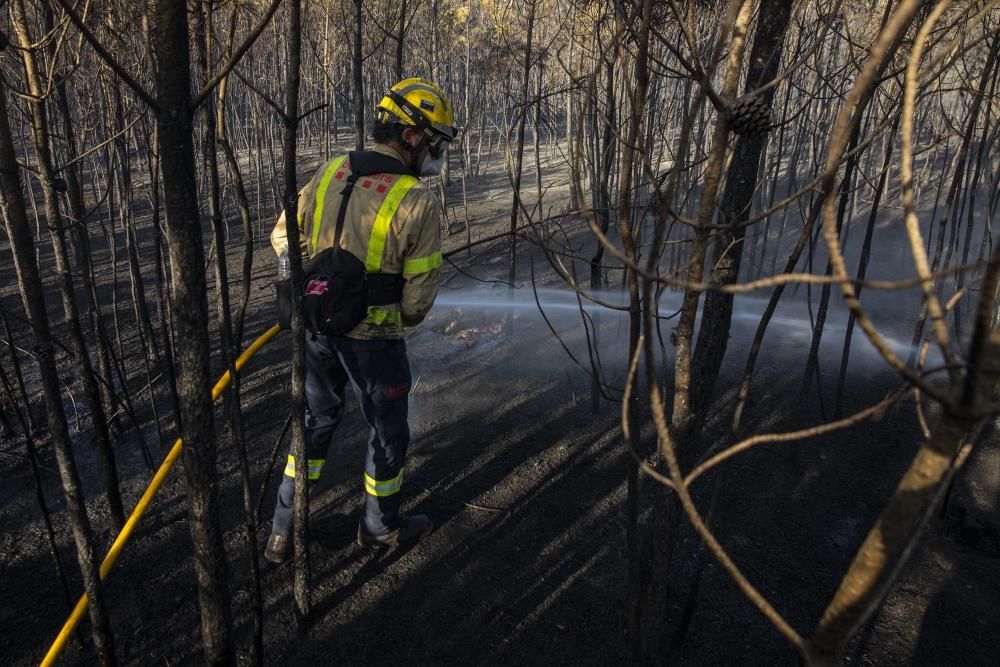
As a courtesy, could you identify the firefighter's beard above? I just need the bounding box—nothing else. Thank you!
[419,153,444,176]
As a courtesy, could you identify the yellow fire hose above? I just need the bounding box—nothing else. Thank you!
[41,323,283,667]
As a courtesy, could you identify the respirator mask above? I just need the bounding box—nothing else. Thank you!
[417,134,448,176]
[419,153,444,176]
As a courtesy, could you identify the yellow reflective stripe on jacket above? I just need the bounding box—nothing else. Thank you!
[362,307,403,327]
[284,455,325,480]
[311,155,348,253]
[402,251,442,276]
[364,470,404,497]
[365,175,419,272]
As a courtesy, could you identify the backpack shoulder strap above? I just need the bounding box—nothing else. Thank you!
[333,168,358,248]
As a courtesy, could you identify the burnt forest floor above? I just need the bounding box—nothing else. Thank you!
[2,143,999,666]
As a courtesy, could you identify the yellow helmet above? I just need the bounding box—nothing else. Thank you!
[375,78,458,146]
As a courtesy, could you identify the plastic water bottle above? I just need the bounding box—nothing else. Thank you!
[275,247,291,329]
[277,250,290,280]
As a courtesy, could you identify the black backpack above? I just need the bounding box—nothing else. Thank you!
[276,151,417,336]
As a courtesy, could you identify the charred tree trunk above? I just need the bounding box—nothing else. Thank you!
[508,0,537,287]
[672,0,753,431]
[0,80,117,667]
[801,124,862,413]
[11,0,126,530]
[153,1,234,661]
[353,0,365,150]
[395,0,407,81]
[194,3,263,661]
[146,123,183,429]
[532,39,544,214]
[590,58,616,291]
[951,34,998,337]
[732,0,900,432]
[617,3,655,660]
[40,4,88,293]
[834,116,902,417]
[218,6,255,347]
[908,26,994,360]
[689,0,793,424]
[282,0,311,619]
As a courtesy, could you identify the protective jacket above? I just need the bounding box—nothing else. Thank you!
[271,144,443,339]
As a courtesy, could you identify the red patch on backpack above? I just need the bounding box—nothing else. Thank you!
[305,277,328,295]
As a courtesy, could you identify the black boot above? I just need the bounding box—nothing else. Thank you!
[264,533,290,564]
[357,514,432,548]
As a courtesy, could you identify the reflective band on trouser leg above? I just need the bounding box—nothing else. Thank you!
[311,155,348,253]
[402,251,442,277]
[364,470,404,497]
[284,455,325,480]
[365,176,419,272]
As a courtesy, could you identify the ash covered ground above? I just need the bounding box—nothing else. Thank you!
[4,227,998,666]
[2,144,998,666]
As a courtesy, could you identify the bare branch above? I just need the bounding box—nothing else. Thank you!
[190,0,285,111]
[49,0,159,110]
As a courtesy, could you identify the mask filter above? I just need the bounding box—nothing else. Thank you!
[419,153,444,176]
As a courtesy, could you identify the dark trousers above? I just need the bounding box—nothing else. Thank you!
[271,334,411,537]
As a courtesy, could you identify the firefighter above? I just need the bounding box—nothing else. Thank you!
[264,78,457,564]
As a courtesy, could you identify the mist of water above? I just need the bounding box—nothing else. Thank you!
[434,287,626,313]
[430,286,940,368]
